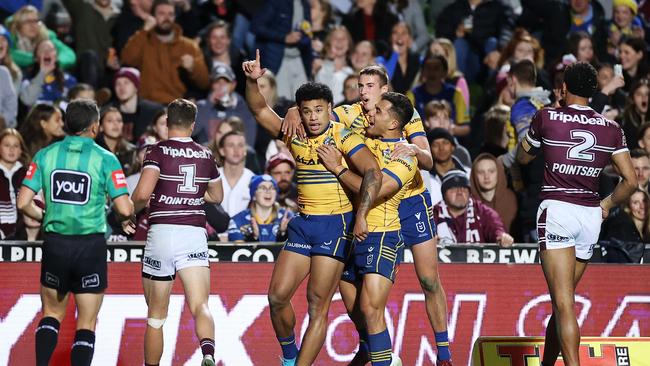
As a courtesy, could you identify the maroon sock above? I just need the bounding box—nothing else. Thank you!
[200,338,215,357]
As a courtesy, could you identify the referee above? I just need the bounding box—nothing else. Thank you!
[17,99,134,366]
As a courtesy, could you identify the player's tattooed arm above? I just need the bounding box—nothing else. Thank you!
[243,49,283,138]
[516,138,537,165]
[349,147,382,241]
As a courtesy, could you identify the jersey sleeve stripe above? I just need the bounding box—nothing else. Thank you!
[143,165,161,171]
[526,131,541,148]
[612,147,630,155]
[332,111,340,122]
[347,144,364,157]
[408,131,426,139]
[382,168,403,189]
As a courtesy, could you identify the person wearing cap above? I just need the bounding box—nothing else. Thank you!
[433,170,514,246]
[120,0,209,104]
[426,127,470,205]
[266,152,298,212]
[609,0,645,47]
[227,174,293,242]
[194,61,257,145]
[111,66,164,142]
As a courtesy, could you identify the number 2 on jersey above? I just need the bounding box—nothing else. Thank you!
[178,164,198,193]
[567,130,596,162]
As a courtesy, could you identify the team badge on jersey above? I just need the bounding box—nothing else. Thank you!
[50,170,92,205]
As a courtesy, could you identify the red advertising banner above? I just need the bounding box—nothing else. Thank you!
[0,263,649,366]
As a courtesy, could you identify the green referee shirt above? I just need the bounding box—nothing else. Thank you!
[22,135,129,235]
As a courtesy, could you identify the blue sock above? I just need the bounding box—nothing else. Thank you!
[435,330,451,361]
[358,328,369,356]
[278,334,298,360]
[368,329,392,366]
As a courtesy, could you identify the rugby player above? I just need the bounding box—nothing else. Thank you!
[318,92,419,366]
[125,99,224,366]
[244,50,382,366]
[288,66,453,365]
[17,99,134,366]
[517,62,637,366]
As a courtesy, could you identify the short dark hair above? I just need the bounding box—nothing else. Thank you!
[295,82,333,106]
[509,59,537,86]
[68,83,94,100]
[359,65,389,86]
[167,99,196,128]
[564,61,598,98]
[424,54,449,75]
[631,148,649,160]
[381,92,413,129]
[218,130,245,148]
[66,99,100,134]
[151,0,174,15]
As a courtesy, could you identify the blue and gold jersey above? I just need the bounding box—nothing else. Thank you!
[284,121,365,215]
[333,102,427,198]
[333,102,427,141]
[365,138,418,232]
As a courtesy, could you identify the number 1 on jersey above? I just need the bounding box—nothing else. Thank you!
[178,164,198,194]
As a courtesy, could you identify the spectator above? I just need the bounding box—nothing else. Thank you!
[7,5,76,70]
[470,153,517,233]
[265,152,298,212]
[519,0,607,65]
[136,108,168,147]
[19,103,64,156]
[350,40,377,72]
[568,31,597,65]
[423,100,472,167]
[435,0,515,83]
[495,28,551,91]
[253,70,293,165]
[0,25,22,93]
[638,122,650,155]
[251,0,313,101]
[619,35,648,93]
[388,0,429,52]
[0,66,17,127]
[507,59,551,145]
[336,74,360,107]
[194,62,257,145]
[343,0,398,46]
[600,188,649,263]
[126,135,156,194]
[111,67,164,142]
[120,0,209,104]
[111,0,153,54]
[62,0,120,88]
[631,149,650,192]
[429,38,470,110]
[1,1,43,23]
[407,54,470,135]
[425,127,471,205]
[310,0,334,55]
[619,79,650,150]
[227,174,293,242]
[207,116,262,174]
[231,0,264,56]
[0,128,29,239]
[218,130,254,217]
[198,0,236,29]
[201,20,246,95]
[13,197,43,241]
[96,107,136,172]
[591,62,626,117]
[315,26,354,104]
[608,0,645,56]
[66,83,98,106]
[433,169,514,245]
[479,104,511,158]
[19,39,77,107]
[377,22,419,94]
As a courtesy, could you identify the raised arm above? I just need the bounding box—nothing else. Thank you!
[243,49,283,138]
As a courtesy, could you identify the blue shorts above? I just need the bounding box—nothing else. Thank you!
[399,190,436,247]
[283,211,354,260]
[341,231,404,283]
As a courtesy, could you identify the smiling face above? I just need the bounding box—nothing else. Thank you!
[614,5,634,29]
[619,43,643,71]
[299,99,331,135]
[41,109,64,139]
[209,26,230,56]
[351,41,374,70]
[629,191,647,221]
[254,181,277,208]
[326,28,351,59]
[391,22,412,55]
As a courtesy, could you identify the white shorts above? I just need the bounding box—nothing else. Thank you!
[536,200,602,261]
[142,224,209,280]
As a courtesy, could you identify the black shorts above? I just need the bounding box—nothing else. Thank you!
[40,232,107,294]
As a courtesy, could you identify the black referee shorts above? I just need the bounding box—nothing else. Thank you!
[40,232,108,294]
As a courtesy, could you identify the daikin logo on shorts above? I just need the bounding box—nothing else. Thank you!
[50,170,91,205]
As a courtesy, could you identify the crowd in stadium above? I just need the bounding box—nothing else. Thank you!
[0,0,647,263]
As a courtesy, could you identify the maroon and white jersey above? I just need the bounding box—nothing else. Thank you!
[143,137,220,227]
[526,104,628,207]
